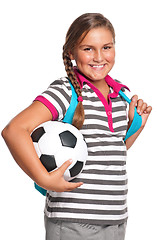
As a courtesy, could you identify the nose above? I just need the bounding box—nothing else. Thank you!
[93,50,104,63]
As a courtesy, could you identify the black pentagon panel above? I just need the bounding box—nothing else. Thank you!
[31,127,45,142]
[59,130,77,148]
[70,161,84,177]
[40,154,57,172]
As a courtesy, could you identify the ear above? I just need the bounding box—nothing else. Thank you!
[69,51,75,60]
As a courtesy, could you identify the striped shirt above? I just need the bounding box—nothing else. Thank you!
[35,70,129,225]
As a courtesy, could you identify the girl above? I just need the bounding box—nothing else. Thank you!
[2,13,152,240]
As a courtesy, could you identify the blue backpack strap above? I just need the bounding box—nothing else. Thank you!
[119,90,142,141]
[34,80,78,196]
[34,182,47,196]
[63,80,78,124]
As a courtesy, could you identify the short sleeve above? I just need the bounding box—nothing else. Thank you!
[34,77,72,121]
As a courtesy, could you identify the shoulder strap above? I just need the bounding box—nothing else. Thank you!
[63,80,78,124]
[119,90,142,141]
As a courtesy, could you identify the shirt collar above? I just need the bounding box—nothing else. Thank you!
[74,67,130,97]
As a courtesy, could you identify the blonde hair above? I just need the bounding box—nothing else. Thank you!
[62,13,115,129]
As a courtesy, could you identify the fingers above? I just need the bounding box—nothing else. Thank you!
[51,159,83,192]
[128,95,152,127]
[54,181,83,193]
[145,105,152,114]
[130,95,152,115]
[58,159,73,175]
[136,99,152,115]
[128,95,138,122]
[131,95,138,104]
[136,99,147,115]
[59,160,83,191]
[65,181,83,191]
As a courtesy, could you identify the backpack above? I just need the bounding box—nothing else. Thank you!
[34,80,142,196]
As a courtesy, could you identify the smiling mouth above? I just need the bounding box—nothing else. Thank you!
[89,64,106,69]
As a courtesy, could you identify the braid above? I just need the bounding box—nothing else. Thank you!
[63,53,81,96]
[63,52,85,129]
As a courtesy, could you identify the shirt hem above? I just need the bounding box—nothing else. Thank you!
[44,211,128,226]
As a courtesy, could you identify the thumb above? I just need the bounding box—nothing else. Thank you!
[58,159,73,175]
[128,95,138,122]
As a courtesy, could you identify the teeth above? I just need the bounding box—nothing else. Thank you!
[91,64,104,68]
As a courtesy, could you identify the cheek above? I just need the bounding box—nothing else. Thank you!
[76,53,92,64]
[105,50,115,62]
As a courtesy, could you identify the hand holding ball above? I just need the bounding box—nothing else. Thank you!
[31,121,88,181]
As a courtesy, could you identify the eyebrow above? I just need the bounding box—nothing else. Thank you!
[79,42,114,48]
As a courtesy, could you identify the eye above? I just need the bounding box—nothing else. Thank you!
[103,46,111,50]
[83,47,92,52]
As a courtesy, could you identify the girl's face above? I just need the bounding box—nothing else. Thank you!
[70,27,115,85]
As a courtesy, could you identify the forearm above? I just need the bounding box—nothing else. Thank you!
[2,124,50,188]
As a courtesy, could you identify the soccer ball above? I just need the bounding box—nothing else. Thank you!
[31,121,88,181]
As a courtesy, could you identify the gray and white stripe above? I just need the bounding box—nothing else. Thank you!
[40,77,128,225]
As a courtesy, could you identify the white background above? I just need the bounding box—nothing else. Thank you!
[0,0,158,239]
